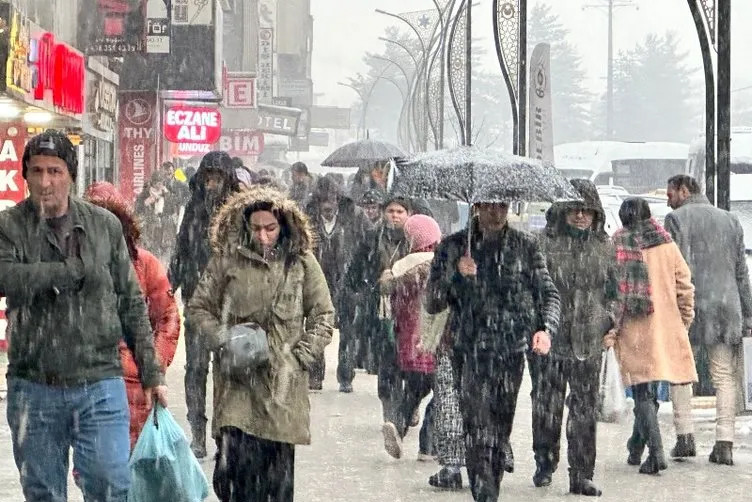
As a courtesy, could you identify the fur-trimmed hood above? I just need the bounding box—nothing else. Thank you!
[210,186,314,257]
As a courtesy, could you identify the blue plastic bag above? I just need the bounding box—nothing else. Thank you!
[128,404,209,502]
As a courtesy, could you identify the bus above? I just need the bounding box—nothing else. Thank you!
[555,141,689,194]
[686,126,752,185]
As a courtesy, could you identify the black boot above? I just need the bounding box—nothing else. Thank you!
[569,470,602,497]
[634,386,667,475]
[190,430,207,459]
[709,441,734,466]
[429,467,463,490]
[670,434,697,459]
[533,460,554,488]
[503,441,515,473]
[626,425,645,466]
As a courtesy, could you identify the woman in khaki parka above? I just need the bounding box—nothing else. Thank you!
[187,186,334,502]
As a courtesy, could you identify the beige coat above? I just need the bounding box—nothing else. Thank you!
[616,242,698,387]
[187,187,334,445]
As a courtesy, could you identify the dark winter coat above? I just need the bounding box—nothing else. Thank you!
[539,181,619,360]
[340,224,409,364]
[305,181,373,298]
[168,154,240,300]
[664,193,752,346]
[0,197,163,388]
[425,221,560,361]
[187,187,334,445]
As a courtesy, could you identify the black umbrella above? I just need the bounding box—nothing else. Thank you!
[390,147,580,203]
[322,139,406,167]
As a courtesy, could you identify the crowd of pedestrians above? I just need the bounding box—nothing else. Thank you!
[1,130,750,502]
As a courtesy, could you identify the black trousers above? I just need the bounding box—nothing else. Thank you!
[336,324,357,386]
[459,353,525,502]
[213,427,295,502]
[308,355,326,389]
[378,346,435,453]
[528,353,600,478]
[184,317,210,437]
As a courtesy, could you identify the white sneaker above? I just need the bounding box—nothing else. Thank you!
[382,422,403,459]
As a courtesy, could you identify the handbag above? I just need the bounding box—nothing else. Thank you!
[217,323,271,382]
[216,268,288,382]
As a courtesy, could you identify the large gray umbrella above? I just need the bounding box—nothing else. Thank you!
[391,147,580,203]
[322,139,406,167]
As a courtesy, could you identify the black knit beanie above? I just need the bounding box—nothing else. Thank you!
[22,130,78,182]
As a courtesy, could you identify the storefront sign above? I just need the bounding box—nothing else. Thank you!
[224,74,256,108]
[164,106,222,144]
[0,123,27,352]
[257,28,274,103]
[222,105,301,137]
[172,0,212,26]
[84,0,147,55]
[0,125,27,211]
[217,130,265,157]
[119,92,157,201]
[279,79,312,107]
[169,130,265,158]
[6,12,33,94]
[310,106,351,130]
[32,33,86,115]
[146,0,170,54]
[89,76,118,132]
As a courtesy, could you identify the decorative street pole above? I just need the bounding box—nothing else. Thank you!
[687,0,730,210]
[717,0,731,211]
[447,0,469,145]
[492,0,524,154]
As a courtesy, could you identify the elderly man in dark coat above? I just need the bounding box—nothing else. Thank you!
[665,174,752,466]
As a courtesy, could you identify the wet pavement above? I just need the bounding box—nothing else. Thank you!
[0,329,750,501]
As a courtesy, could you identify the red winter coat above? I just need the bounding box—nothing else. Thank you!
[122,248,181,448]
[84,182,181,448]
[389,253,436,374]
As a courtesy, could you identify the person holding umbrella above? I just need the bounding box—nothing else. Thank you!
[425,201,560,502]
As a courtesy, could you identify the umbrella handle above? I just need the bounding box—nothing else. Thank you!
[153,405,159,429]
[465,214,472,257]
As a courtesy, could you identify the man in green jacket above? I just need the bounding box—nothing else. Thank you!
[0,130,168,502]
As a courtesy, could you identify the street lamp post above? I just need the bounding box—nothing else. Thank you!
[337,82,367,140]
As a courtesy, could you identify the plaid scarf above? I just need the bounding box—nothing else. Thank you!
[612,218,673,318]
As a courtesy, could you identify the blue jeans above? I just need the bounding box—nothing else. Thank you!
[6,377,131,502]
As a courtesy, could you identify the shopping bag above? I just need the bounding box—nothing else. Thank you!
[743,338,752,411]
[598,348,629,423]
[128,404,210,502]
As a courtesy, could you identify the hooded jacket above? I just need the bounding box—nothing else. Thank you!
[426,220,560,362]
[168,152,240,300]
[305,176,373,297]
[187,187,334,445]
[85,182,181,446]
[539,179,619,360]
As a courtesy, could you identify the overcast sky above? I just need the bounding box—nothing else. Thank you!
[311,0,752,107]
